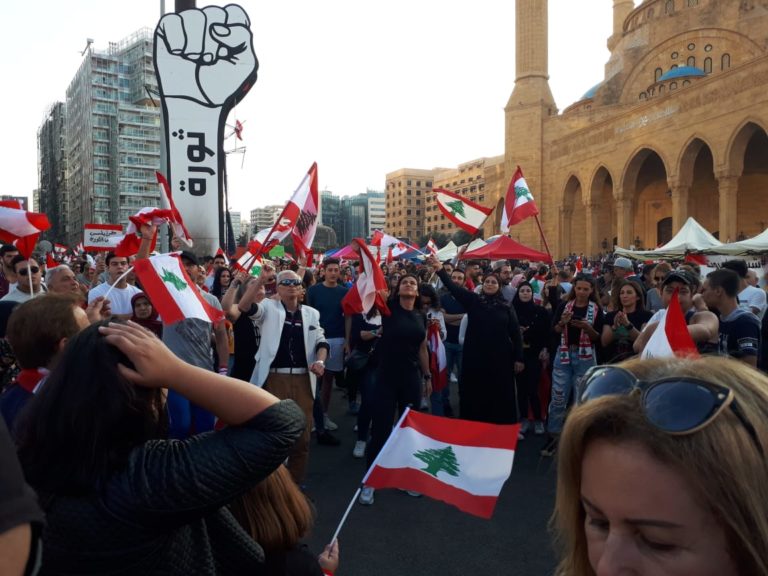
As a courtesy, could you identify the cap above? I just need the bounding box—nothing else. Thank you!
[613,257,633,270]
[179,250,199,266]
[662,270,694,287]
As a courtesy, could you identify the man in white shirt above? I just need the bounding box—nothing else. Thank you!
[722,260,767,320]
[87,253,141,317]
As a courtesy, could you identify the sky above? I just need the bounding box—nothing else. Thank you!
[0,0,620,218]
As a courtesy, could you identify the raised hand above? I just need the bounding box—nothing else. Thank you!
[155,5,257,107]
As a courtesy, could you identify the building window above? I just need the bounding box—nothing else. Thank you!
[426,181,432,187]
[722,53,730,70]
[416,210,420,215]
[407,209,412,215]
[665,0,674,13]
[655,67,663,81]
[687,56,695,67]
[659,84,665,94]
[704,44,713,52]
[704,57,712,73]
[640,92,647,100]
[687,43,695,51]
[407,220,412,226]
[407,180,412,185]
[682,79,690,86]
[670,82,677,90]
[479,195,485,202]
[671,51,678,60]
[416,181,421,186]
[416,190,421,196]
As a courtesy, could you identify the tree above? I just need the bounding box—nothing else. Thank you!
[413,446,460,477]
[452,230,473,246]
[417,232,450,248]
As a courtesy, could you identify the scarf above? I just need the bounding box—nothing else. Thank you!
[558,300,597,365]
[15,368,49,394]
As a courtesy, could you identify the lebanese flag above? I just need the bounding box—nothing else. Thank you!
[363,409,519,519]
[342,239,390,316]
[54,243,68,255]
[234,119,244,141]
[371,231,416,258]
[115,207,161,257]
[641,288,699,359]
[434,189,492,235]
[291,163,319,260]
[247,227,280,256]
[0,201,50,258]
[575,256,583,273]
[233,250,263,276]
[426,238,438,256]
[156,171,193,246]
[501,166,539,231]
[427,322,448,392]
[133,253,224,326]
[46,252,59,269]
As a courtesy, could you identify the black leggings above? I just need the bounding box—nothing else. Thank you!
[366,371,421,469]
[516,352,542,421]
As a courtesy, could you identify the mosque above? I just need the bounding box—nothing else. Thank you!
[490,0,768,256]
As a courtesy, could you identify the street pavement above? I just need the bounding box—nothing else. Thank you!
[303,389,559,576]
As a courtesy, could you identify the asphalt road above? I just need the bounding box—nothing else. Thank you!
[303,389,559,576]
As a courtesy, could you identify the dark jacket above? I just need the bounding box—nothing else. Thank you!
[37,400,304,575]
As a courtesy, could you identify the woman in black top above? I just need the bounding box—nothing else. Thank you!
[427,256,524,425]
[600,279,653,363]
[512,281,551,436]
[359,274,431,506]
[16,321,303,575]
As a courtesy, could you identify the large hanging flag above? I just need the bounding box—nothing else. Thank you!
[291,163,319,261]
[364,408,519,519]
[0,201,50,258]
[342,239,390,316]
[427,322,447,392]
[133,253,224,326]
[641,288,699,359]
[501,166,539,231]
[434,189,492,235]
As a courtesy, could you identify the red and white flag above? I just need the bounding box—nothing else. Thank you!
[75,242,84,254]
[427,322,447,392]
[54,243,68,255]
[434,189,492,235]
[641,288,699,359]
[133,253,224,326]
[371,230,415,258]
[426,238,439,256]
[501,166,539,231]
[46,252,59,269]
[291,162,319,260]
[575,256,583,273]
[364,409,519,519]
[233,250,263,276]
[342,239,390,316]
[157,171,193,246]
[0,201,50,258]
[234,119,244,141]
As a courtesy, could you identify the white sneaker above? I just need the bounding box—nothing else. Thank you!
[352,440,366,458]
[534,421,545,435]
[324,415,338,431]
[359,486,375,505]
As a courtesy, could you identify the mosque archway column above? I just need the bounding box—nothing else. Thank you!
[615,195,634,248]
[585,201,600,257]
[717,173,739,243]
[559,206,573,256]
[669,183,690,233]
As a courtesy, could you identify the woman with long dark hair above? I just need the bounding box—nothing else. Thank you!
[359,274,431,506]
[427,256,524,424]
[512,281,550,437]
[15,321,303,574]
[600,279,652,363]
[211,266,233,302]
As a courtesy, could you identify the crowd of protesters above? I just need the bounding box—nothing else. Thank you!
[1,237,768,574]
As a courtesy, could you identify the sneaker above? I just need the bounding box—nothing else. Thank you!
[317,431,341,446]
[352,440,366,458]
[520,419,531,435]
[540,437,558,457]
[323,415,339,431]
[534,421,546,436]
[358,486,375,505]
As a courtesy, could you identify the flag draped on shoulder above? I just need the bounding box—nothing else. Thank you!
[434,189,492,235]
[427,322,447,392]
[641,288,699,359]
[342,240,389,316]
[0,201,50,258]
[364,409,519,518]
[133,253,224,326]
[501,166,539,231]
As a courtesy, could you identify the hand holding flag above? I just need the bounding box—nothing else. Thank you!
[640,288,699,359]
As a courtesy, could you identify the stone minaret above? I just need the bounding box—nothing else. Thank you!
[608,0,634,51]
[502,0,556,243]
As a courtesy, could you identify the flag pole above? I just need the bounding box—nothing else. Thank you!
[103,266,135,302]
[328,407,412,545]
[533,214,554,264]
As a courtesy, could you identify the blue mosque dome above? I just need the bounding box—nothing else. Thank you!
[581,83,602,100]
[658,66,706,82]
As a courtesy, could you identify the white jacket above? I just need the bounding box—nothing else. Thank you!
[248,299,327,397]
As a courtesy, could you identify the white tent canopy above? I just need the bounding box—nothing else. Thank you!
[614,217,722,260]
[701,228,768,256]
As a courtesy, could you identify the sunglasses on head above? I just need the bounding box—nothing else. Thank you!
[579,365,763,455]
[18,266,40,276]
[278,279,302,287]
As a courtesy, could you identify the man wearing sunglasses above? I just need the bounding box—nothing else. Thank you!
[0,256,45,303]
[243,269,329,485]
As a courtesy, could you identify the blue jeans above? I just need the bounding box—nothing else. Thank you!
[167,389,216,439]
[547,350,595,434]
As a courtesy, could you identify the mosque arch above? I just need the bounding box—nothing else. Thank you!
[588,166,616,255]
[678,137,718,235]
[560,175,587,256]
[726,121,768,238]
[621,147,671,248]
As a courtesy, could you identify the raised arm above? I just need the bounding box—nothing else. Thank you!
[425,256,476,310]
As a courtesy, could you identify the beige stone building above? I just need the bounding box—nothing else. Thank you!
[384,168,435,240]
[388,0,768,257]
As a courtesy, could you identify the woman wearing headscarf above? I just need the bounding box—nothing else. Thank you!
[427,256,524,424]
[130,293,162,338]
[511,281,550,437]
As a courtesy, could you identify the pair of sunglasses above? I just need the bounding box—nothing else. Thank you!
[580,365,763,455]
[18,266,40,276]
[278,279,302,287]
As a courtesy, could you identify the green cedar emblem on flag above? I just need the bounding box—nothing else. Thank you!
[446,200,466,218]
[514,185,532,201]
[413,446,460,477]
[161,268,188,291]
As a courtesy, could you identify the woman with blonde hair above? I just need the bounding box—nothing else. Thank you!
[553,356,768,576]
[230,465,339,576]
